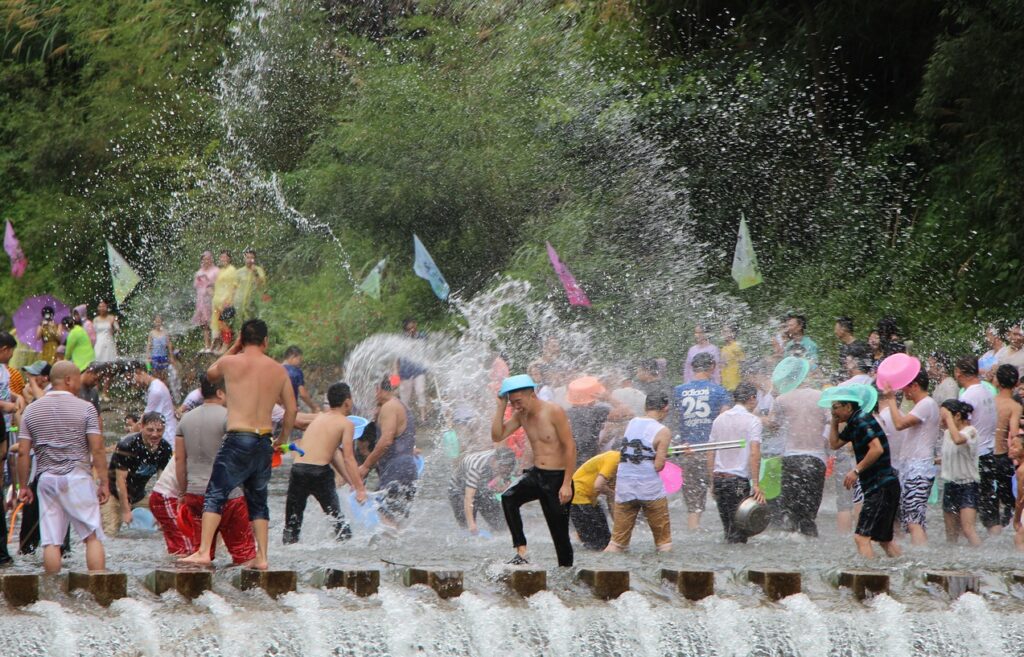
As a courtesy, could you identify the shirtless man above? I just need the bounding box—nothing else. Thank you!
[492,375,576,566]
[181,319,296,569]
[991,364,1022,534]
[283,382,367,543]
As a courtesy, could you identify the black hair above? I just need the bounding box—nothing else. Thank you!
[243,247,256,256]
[141,411,165,426]
[941,399,973,420]
[786,313,807,331]
[877,317,900,340]
[0,332,15,350]
[125,412,139,423]
[930,351,952,373]
[199,373,223,399]
[41,306,54,318]
[835,316,854,333]
[691,352,715,372]
[910,368,930,392]
[402,317,417,330]
[240,319,268,346]
[219,249,232,259]
[129,360,148,373]
[846,343,873,372]
[955,355,979,377]
[996,364,1020,390]
[61,316,75,329]
[328,382,352,408]
[639,358,659,373]
[283,345,302,359]
[644,391,670,411]
[733,382,758,403]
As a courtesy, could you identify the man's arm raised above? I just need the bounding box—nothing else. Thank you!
[491,396,521,443]
[206,335,243,384]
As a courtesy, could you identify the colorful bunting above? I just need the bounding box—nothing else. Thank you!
[546,241,591,307]
[413,234,450,301]
[731,214,763,289]
[106,240,141,306]
[357,258,386,300]
[4,220,27,278]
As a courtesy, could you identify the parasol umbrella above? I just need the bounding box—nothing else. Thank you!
[13,295,71,351]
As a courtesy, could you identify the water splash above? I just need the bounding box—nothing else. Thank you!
[27,600,76,657]
[111,598,161,657]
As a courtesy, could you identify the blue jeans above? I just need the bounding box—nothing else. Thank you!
[203,432,273,521]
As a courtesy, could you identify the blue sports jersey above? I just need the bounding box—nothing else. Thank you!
[673,380,732,445]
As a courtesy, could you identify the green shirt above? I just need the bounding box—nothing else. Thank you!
[65,325,95,372]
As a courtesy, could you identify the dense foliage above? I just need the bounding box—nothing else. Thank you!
[1,0,1022,364]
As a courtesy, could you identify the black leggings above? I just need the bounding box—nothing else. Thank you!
[283,463,351,544]
[780,455,826,537]
[501,468,574,567]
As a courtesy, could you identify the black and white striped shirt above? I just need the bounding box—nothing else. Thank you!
[22,391,100,476]
[450,450,494,492]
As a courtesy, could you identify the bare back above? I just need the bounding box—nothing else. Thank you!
[295,412,351,466]
[995,394,1023,455]
[211,348,293,432]
[517,400,572,470]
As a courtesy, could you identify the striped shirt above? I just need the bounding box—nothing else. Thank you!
[22,390,100,476]
[449,450,494,491]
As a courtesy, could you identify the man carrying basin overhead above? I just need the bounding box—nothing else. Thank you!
[492,374,576,566]
[283,382,367,544]
[709,383,765,544]
[824,383,902,559]
[181,319,297,570]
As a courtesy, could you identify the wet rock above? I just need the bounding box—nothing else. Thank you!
[837,570,889,600]
[504,569,546,597]
[67,571,127,606]
[148,568,213,600]
[747,568,801,601]
[0,573,39,606]
[661,569,714,601]
[402,568,463,599]
[578,569,629,600]
[313,568,380,597]
[924,570,978,598]
[237,569,297,598]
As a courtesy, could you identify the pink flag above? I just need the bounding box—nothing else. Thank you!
[546,242,591,307]
[4,220,27,278]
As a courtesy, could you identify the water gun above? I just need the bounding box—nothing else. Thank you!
[668,439,746,456]
[271,442,306,468]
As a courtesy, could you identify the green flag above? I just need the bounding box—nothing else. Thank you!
[731,214,763,289]
[357,258,386,300]
[106,240,141,306]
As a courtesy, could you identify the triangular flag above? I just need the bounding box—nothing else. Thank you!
[731,214,763,289]
[546,242,591,307]
[357,258,386,300]
[106,240,141,306]
[413,234,450,301]
[4,220,27,278]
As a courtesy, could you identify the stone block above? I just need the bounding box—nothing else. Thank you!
[924,570,979,598]
[402,568,463,599]
[505,569,546,597]
[661,569,714,601]
[314,569,380,597]
[747,569,801,601]
[149,569,213,600]
[577,569,629,600]
[0,573,39,607]
[67,571,127,606]
[837,570,889,600]
[238,569,297,599]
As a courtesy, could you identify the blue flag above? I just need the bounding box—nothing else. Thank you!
[413,234,450,300]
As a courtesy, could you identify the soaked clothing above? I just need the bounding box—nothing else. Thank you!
[283,463,351,543]
[780,455,826,536]
[856,479,900,542]
[712,475,751,543]
[108,433,173,504]
[570,504,610,550]
[615,417,667,503]
[377,401,419,488]
[150,333,170,371]
[943,481,980,514]
[203,431,273,521]
[978,453,1015,529]
[501,467,574,567]
[568,403,611,467]
[837,410,897,495]
[673,379,731,445]
[610,497,671,550]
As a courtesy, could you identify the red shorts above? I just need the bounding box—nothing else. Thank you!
[149,491,194,556]
[182,493,256,564]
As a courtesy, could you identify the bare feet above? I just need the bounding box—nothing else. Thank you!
[180,551,213,566]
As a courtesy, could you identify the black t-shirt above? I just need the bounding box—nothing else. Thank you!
[108,433,173,504]
[78,385,101,416]
[568,403,611,467]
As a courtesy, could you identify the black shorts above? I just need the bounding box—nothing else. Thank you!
[855,479,900,543]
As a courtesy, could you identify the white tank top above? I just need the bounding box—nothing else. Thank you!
[615,417,667,502]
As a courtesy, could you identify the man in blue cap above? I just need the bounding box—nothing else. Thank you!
[492,374,576,566]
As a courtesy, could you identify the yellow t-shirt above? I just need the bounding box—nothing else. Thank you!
[572,451,620,505]
[721,341,745,391]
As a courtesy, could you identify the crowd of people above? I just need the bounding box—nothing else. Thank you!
[2,298,1024,574]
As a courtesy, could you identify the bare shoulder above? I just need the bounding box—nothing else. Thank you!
[542,400,568,421]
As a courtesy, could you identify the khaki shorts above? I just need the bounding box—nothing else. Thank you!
[100,494,150,537]
[609,497,672,550]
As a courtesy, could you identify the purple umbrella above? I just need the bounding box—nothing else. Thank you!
[14,295,71,352]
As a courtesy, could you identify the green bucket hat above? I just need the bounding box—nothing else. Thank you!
[817,383,877,413]
[772,357,810,395]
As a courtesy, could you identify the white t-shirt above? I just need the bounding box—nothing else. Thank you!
[146,378,177,445]
[711,405,763,478]
[901,396,941,478]
[150,465,179,498]
[877,407,906,470]
[940,426,979,483]
[959,383,996,455]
